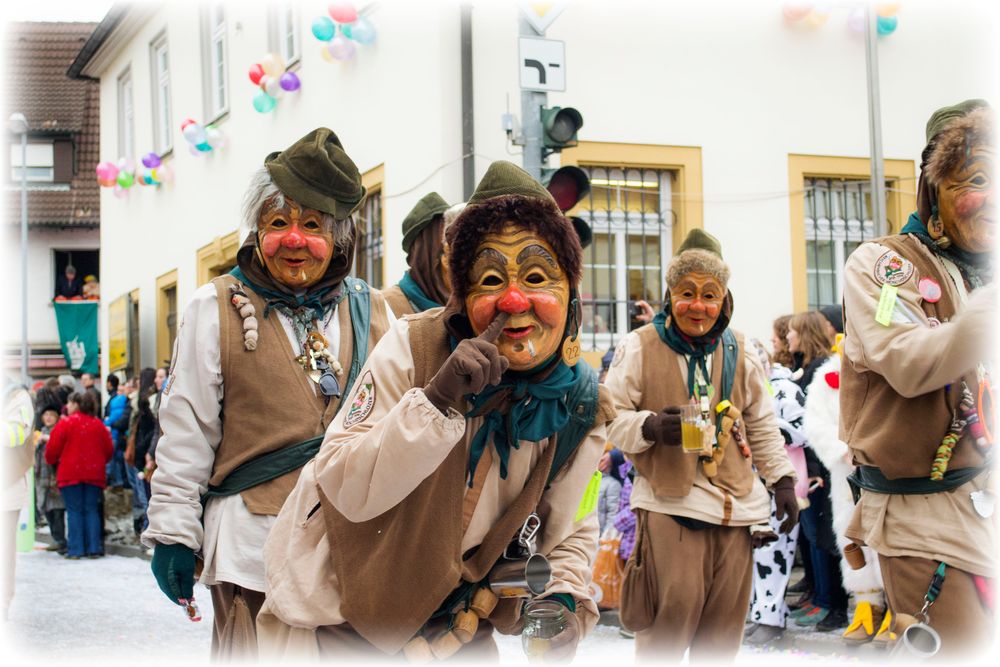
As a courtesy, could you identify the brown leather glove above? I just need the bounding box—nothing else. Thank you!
[773,476,799,534]
[423,312,510,414]
[750,530,779,549]
[641,406,683,446]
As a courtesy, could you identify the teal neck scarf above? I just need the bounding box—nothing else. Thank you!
[463,356,580,486]
[652,292,733,398]
[230,266,345,318]
[398,271,442,313]
[900,212,992,288]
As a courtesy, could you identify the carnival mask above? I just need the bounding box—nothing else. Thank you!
[936,145,995,254]
[669,272,726,338]
[257,196,335,289]
[465,225,570,371]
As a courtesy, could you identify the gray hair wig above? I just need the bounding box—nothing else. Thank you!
[240,166,354,246]
[665,249,730,289]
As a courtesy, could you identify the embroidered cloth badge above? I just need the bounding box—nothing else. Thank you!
[873,250,914,286]
[343,370,376,428]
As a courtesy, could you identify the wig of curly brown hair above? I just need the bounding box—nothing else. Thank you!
[924,107,993,186]
[445,194,582,302]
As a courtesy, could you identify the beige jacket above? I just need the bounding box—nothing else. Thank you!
[263,317,607,637]
[604,329,795,526]
[842,240,997,575]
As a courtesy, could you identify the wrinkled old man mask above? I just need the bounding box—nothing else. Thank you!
[669,272,726,338]
[465,225,570,371]
[937,145,995,254]
[258,196,335,289]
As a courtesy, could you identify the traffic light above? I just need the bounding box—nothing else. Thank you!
[542,165,592,249]
[541,106,583,152]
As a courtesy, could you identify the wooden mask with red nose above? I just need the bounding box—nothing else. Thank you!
[669,272,726,338]
[257,195,336,289]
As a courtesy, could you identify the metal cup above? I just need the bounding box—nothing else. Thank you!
[488,553,552,598]
[890,614,941,660]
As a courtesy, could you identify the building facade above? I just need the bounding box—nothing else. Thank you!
[68,1,996,379]
[3,21,101,381]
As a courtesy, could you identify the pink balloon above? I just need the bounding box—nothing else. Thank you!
[328,2,358,24]
[782,3,813,22]
[113,184,129,199]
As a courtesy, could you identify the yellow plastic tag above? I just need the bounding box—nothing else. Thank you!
[875,283,898,327]
[575,471,602,522]
[715,399,732,415]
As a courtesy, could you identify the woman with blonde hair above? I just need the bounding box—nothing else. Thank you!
[770,315,795,369]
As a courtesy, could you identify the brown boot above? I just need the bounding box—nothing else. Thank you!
[871,608,896,648]
[842,601,884,644]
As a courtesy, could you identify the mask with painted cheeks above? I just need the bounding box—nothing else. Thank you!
[464,225,570,371]
[937,145,995,253]
[257,196,335,289]
[669,272,727,338]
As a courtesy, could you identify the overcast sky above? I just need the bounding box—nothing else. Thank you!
[2,0,113,23]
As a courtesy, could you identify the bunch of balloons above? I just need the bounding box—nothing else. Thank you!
[248,53,302,113]
[181,118,226,154]
[783,3,900,36]
[95,156,173,199]
[311,2,377,63]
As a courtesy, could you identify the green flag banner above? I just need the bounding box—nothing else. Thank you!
[53,301,99,375]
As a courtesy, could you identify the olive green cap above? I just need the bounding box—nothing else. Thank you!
[401,192,450,253]
[676,228,723,258]
[264,128,366,219]
[467,160,557,206]
[926,99,989,143]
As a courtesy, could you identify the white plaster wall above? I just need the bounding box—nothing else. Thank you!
[1,225,99,347]
[94,0,998,381]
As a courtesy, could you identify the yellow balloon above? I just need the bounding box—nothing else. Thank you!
[803,9,830,28]
[876,3,900,18]
[260,53,284,78]
[320,45,335,63]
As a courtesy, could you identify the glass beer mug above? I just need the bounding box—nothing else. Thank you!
[521,599,566,663]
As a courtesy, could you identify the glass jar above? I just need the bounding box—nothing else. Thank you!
[521,599,566,663]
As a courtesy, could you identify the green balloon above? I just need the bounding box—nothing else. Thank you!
[117,170,134,188]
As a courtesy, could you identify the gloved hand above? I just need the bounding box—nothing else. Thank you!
[641,406,683,446]
[423,312,510,413]
[773,476,799,534]
[543,610,581,663]
[151,542,196,604]
[750,529,779,549]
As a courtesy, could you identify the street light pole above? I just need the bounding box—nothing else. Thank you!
[8,112,29,385]
[864,5,888,236]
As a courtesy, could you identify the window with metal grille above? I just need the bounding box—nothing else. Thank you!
[354,189,384,289]
[575,166,673,353]
[804,177,879,309]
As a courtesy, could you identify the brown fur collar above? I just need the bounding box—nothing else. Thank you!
[925,107,993,186]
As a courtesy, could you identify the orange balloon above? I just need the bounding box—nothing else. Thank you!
[782,4,813,23]
[876,3,901,18]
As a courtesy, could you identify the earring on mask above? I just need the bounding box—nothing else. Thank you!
[928,206,952,250]
[561,296,582,367]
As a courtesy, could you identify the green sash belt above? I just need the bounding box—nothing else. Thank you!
[849,464,986,497]
[201,435,323,505]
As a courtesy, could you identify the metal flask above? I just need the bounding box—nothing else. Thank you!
[488,513,552,598]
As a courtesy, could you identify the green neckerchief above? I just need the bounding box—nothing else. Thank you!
[461,350,580,487]
[398,271,441,313]
[230,266,345,318]
[652,294,732,398]
[900,212,993,288]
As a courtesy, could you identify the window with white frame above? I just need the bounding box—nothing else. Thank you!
[804,177,880,309]
[269,4,301,65]
[117,68,135,159]
[576,166,673,353]
[150,33,172,154]
[203,3,229,120]
[9,142,54,182]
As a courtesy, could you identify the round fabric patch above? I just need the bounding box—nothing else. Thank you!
[343,370,376,428]
[873,250,915,286]
[918,277,942,303]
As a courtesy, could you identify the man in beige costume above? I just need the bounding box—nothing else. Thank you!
[258,161,615,661]
[604,229,797,661]
[143,129,393,658]
[841,100,996,659]
[382,192,452,317]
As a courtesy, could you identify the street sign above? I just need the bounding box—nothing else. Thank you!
[518,0,570,34]
[519,37,566,92]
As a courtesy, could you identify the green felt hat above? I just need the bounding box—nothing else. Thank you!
[401,192,450,253]
[264,128,366,219]
[467,160,557,206]
[676,228,723,258]
[925,99,989,143]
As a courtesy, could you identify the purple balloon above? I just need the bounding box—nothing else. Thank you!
[141,152,161,169]
[279,71,301,92]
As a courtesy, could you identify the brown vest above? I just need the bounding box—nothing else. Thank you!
[321,308,611,654]
[840,234,984,479]
[211,274,391,515]
[382,283,415,317]
[628,324,755,498]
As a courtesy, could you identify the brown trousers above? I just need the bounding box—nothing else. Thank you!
[880,555,993,661]
[635,512,752,663]
[210,583,267,662]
